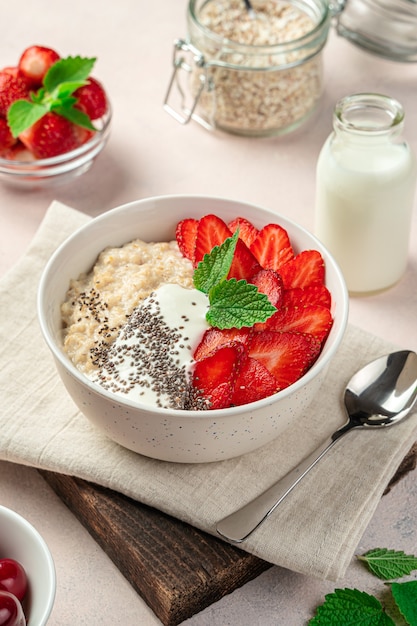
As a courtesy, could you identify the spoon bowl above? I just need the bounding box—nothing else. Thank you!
[344,350,417,427]
[217,350,417,543]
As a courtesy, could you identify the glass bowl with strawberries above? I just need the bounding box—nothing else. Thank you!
[38,195,349,463]
[0,45,111,187]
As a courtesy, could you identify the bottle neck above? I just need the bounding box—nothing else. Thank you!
[333,93,404,144]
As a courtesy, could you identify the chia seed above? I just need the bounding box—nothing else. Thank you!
[89,294,210,411]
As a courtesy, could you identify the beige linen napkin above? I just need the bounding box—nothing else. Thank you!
[1,200,417,581]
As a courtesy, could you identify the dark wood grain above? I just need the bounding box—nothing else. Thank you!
[39,471,272,626]
[38,442,417,626]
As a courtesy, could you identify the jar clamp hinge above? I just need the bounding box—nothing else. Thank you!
[163,39,212,129]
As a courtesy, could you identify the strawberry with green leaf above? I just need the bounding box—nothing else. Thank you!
[1,47,108,160]
[175,213,334,407]
[8,55,98,138]
[193,229,277,330]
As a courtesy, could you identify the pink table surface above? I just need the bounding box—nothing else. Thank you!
[1,2,417,624]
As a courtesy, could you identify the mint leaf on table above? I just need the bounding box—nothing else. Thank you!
[391,581,417,626]
[309,588,395,625]
[7,56,97,137]
[358,549,417,580]
[206,278,276,329]
[193,230,276,329]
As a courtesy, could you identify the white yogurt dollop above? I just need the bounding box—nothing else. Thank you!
[88,284,210,409]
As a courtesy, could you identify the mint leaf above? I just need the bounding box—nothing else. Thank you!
[193,230,276,329]
[7,101,48,137]
[54,104,96,130]
[7,56,98,136]
[52,80,88,101]
[391,581,417,626]
[194,230,238,294]
[358,549,417,580]
[309,588,395,625]
[43,56,96,92]
[206,278,276,329]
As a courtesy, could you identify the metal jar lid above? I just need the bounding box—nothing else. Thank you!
[333,0,417,62]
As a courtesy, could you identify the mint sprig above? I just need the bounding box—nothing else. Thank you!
[310,548,417,625]
[194,231,276,330]
[7,56,97,137]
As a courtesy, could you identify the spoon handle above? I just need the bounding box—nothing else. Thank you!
[216,428,349,543]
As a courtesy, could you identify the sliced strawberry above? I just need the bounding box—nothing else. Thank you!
[176,218,198,262]
[248,330,321,390]
[250,223,294,271]
[19,112,80,159]
[282,283,332,309]
[228,238,261,281]
[74,76,108,120]
[227,216,258,248]
[194,327,251,361]
[232,356,279,405]
[279,250,325,290]
[0,118,17,155]
[18,45,60,88]
[0,72,30,117]
[194,214,232,264]
[261,305,333,342]
[249,268,283,308]
[192,342,245,409]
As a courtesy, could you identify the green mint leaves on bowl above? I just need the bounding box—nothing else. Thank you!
[7,56,96,137]
[193,230,277,329]
[309,547,417,625]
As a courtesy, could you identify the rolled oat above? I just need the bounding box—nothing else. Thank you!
[187,0,329,135]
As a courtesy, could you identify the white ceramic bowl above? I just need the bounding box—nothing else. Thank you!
[0,505,56,625]
[38,195,348,463]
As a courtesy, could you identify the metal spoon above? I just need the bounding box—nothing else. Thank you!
[217,350,417,543]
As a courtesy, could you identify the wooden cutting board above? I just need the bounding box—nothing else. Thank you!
[39,442,417,626]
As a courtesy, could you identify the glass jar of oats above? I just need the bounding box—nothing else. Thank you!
[164,0,331,136]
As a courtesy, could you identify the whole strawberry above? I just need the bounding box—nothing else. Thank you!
[0,118,16,155]
[0,72,29,117]
[18,45,60,88]
[74,77,108,120]
[19,112,80,159]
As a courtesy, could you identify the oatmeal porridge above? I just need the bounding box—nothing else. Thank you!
[61,239,195,376]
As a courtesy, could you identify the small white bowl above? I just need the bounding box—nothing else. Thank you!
[38,195,348,463]
[0,505,56,625]
[0,108,111,188]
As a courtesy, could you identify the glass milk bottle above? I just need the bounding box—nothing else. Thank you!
[315,93,416,295]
